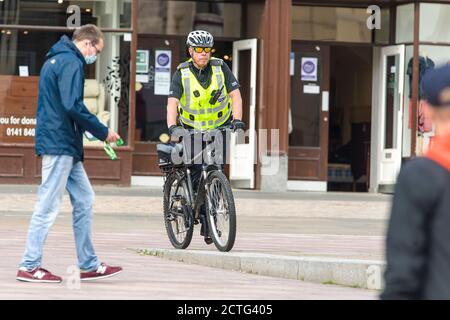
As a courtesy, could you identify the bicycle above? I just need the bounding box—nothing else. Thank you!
[157,125,237,252]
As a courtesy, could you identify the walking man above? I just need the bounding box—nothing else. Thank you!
[17,25,122,283]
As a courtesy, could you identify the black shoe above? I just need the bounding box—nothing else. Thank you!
[204,236,213,245]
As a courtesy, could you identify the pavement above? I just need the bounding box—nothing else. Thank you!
[0,184,391,299]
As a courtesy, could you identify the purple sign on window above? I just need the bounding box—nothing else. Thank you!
[302,61,315,74]
[157,53,170,67]
[301,57,318,81]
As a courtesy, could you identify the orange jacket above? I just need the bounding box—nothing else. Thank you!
[426,134,450,171]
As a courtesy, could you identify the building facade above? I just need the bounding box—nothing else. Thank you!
[0,0,446,192]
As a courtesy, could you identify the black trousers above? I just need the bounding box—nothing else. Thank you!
[189,129,229,193]
[186,129,229,237]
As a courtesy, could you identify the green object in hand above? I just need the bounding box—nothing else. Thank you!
[104,138,124,160]
[104,142,117,160]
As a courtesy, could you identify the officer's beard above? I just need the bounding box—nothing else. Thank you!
[192,56,209,72]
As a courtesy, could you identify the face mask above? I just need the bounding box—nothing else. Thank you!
[84,42,98,64]
[85,54,97,65]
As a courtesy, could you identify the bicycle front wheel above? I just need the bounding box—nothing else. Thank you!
[163,172,194,249]
[205,170,236,252]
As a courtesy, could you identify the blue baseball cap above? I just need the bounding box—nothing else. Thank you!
[422,64,450,108]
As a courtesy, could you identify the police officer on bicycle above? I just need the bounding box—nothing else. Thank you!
[166,30,245,244]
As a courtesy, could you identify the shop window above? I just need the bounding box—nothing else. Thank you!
[420,3,450,43]
[396,4,414,44]
[134,37,233,142]
[137,0,242,38]
[0,0,132,29]
[0,1,133,146]
[401,45,450,156]
[292,6,372,43]
[0,30,69,76]
[413,45,450,155]
[374,8,390,45]
[0,30,132,145]
[197,2,221,15]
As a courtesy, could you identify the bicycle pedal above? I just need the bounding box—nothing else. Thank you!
[165,214,175,221]
[171,195,182,201]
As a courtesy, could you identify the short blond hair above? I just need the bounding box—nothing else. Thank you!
[72,24,103,45]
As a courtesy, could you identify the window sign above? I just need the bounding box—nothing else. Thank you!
[154,50,172,96]
[290,52,295,76]
[19,66,29,77]
[0,115,37,143]
[136,50,150,74]
[301,57,318,81]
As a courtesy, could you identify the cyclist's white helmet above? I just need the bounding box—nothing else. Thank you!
[186,30,214,48]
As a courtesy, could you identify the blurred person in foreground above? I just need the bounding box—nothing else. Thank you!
[381,64,450,299]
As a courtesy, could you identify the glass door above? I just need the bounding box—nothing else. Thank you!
[229,38,257,189]
[378,45,405,185]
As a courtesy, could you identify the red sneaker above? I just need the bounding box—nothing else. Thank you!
[16,267,62,283]
[80,263,122,281]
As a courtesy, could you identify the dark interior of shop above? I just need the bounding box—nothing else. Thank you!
[328,45,372,192]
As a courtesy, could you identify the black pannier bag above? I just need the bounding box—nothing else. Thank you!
[157,143,184,167]
[157,143,174,166]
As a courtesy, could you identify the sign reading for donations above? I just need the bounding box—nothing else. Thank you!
[0,115,36,143]
[0,76,39,143]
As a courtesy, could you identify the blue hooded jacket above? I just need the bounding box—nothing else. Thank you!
[35,35,108,162]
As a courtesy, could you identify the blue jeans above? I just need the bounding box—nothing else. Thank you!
[19,155,99,272]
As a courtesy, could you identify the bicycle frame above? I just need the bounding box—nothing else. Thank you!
[161,125,239,252]
[169,127,231,221]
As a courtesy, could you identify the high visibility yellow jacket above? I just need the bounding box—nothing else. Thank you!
[178,58,232,130]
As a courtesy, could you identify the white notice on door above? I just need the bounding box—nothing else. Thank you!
[124,33,132,42]
[301,57,318,81]
[303,84,320,94]
[154,50,172,95]
[136,74,149,83]
[19,66,29,77]
[290,52,295,76]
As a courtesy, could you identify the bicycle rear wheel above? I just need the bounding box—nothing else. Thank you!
[163,172,194,249]
[205,170,236,252]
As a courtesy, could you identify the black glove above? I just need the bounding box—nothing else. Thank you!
[231,119,246,131]
[168,125,185,137]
